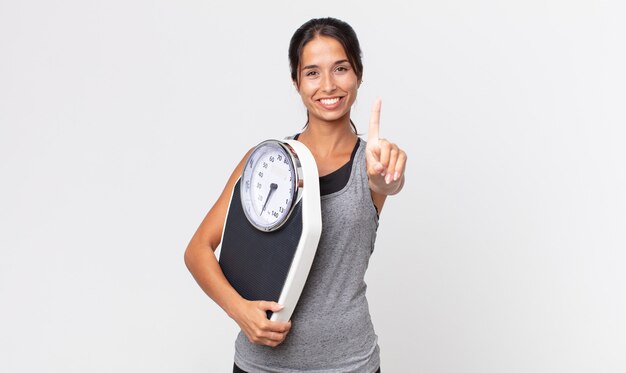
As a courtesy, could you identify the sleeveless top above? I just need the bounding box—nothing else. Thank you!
[315,135,360,196]
[234,138,381,373]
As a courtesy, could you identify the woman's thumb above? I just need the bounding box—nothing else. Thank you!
[258,301,284,312]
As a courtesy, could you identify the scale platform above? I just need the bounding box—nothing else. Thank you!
[218,140,321,322]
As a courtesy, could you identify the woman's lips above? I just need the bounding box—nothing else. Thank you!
[317,96,343,109]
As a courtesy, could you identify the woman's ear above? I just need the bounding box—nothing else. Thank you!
[293,80,299,91]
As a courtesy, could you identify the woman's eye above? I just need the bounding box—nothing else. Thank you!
[305,70,318,77]
[335,66,349,72]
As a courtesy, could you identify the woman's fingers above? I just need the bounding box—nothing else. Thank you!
[393,150,407,181]
[376,139,406,183]
[367,97,381,143]
[237,300,291,347]
[249,321,291,345]
[258,300,284,313]
[378,139,391,175]
[363,97,407,194]
[367,145,383,175]
[365,98,384,175]
[385,144,399,183]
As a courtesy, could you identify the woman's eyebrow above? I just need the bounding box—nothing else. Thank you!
[302,60,350,70]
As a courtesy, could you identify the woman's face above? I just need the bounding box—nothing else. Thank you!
[296,36,360,126]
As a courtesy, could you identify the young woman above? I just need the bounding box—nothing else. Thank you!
[185,17,406,373]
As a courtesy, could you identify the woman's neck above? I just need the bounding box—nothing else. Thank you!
[298,118,357,159]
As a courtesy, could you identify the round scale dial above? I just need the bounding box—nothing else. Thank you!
[241,140,302,231]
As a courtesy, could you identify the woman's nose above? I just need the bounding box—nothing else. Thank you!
[321,74,336,93]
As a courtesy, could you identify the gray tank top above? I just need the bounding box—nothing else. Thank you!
[234,139,380,373]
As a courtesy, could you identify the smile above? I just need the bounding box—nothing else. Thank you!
[320,97,340,105]
[317,97,344,109]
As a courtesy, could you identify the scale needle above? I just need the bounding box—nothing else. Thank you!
[260,183,278,215]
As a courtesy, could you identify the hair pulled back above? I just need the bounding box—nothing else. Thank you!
[289,18,363,133]
[288,17,363,85]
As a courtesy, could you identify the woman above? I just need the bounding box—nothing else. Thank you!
[185,17,406,373]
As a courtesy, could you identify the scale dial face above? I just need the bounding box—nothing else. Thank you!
[241,141,301,231]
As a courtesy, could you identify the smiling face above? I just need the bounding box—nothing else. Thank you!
[296,36,360,127]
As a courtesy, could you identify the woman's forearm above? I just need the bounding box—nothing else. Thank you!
[184,241,243,318]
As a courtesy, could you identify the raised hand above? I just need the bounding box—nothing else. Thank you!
[365,97,407,195]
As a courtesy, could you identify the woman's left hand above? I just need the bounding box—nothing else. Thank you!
[365,97,407,195]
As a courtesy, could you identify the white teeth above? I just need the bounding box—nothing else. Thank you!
[320,97,340,105]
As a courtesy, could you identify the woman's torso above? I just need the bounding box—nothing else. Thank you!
[234,138,380,373]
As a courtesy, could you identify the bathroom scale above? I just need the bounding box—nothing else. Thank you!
[218,139,322,322]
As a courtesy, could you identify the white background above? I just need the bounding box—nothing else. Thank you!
[1,1,625,372]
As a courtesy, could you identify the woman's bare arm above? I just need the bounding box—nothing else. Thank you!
[184,150,291,347]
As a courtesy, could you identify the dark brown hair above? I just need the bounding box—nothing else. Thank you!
[289,17,363,85]
[289,17,363,132]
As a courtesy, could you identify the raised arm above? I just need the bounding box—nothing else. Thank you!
[365,98,407,213]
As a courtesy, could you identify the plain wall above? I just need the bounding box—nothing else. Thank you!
[1,1,624,372]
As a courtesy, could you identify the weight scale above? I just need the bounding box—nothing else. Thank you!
[218,139,322,322]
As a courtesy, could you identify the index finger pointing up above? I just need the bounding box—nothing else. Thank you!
[368,97,382,142]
